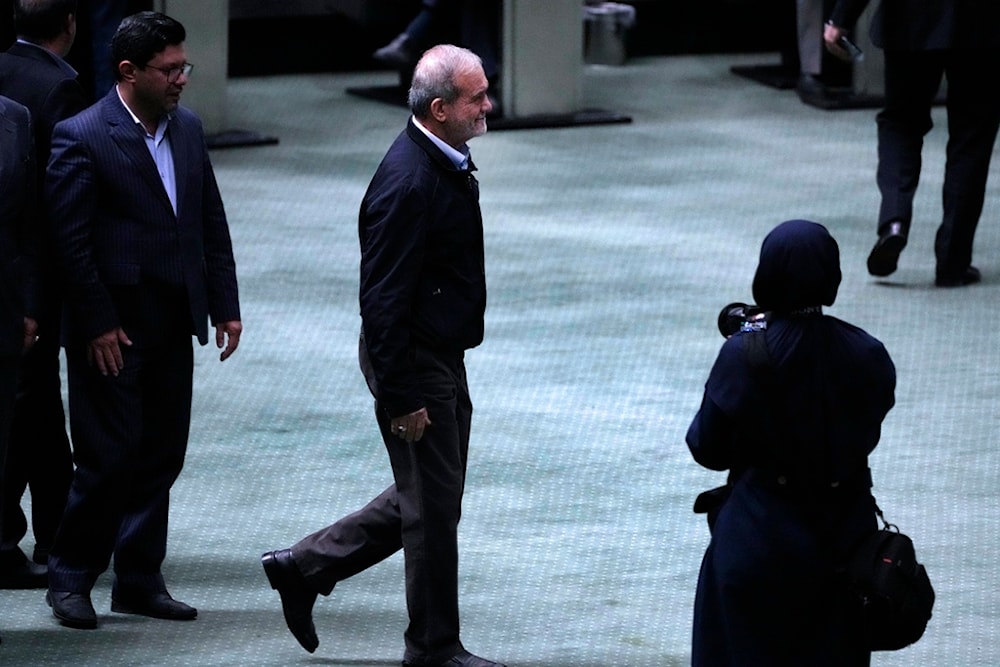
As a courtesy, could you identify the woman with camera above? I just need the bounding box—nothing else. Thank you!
[686,219,896,666]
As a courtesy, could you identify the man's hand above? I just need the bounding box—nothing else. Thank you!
[390,407,432,443]
[216,320,242,361]
[88,327,132,376]
[22,317,38,353]
[823,22,852,62]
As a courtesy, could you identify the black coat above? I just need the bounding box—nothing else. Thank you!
[0,41,89,332]
[358,119,486,418]
[0,42,87,189]
[687,221,896,666]
[0,96,36,357]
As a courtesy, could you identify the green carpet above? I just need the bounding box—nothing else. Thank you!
[2,54,998,666]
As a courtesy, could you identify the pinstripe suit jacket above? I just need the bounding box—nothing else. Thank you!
[0,95,36,357]
[47,88,240,348]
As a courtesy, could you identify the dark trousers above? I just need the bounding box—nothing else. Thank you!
[1,331,73,560]
[293,346,472,665]
[876,48,1000,276]
[47,339,193,594]
[0,355,21,546]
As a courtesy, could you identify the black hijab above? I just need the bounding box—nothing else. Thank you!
[752,219,841,313]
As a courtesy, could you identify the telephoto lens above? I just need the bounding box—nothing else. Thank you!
[716,302,766,337]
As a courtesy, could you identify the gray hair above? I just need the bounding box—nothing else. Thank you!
[407,44,484,119]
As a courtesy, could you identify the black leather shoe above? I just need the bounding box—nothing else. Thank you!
[373,33,415,69]
[935,265,981,287]
[47,589,98,629]
[0,556,48,589]
[111,590,197,620]
[404,650,508,667]
[261,549,319,653]
[867,221,907,277]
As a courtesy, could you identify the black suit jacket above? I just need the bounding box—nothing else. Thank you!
[0,41,87,189]
[0,95,36,356]
[47,89,240,348]
[0,41,89,329]
[830,0,1000,50]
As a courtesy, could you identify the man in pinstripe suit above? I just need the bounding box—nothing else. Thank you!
[44,11,241,629]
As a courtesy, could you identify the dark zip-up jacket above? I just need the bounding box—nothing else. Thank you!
[359,119,486,417]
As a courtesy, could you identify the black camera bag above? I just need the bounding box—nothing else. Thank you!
[846,506,935,651]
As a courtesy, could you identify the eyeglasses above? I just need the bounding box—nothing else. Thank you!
[145,62,194,83]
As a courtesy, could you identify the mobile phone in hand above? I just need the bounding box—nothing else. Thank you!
[838,34,864,61]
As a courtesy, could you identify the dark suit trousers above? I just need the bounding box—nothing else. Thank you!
[0,355,21,542]
[47,339,193,594]
[1,330,73,557]
[876,48,1000,274]
[292,346,472,665]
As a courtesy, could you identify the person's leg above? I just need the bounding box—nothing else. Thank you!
[0,338,62,587]
[796,0,824,77]
[874,50,945,235]
[0,355,20,537]
[88,0,130,98]
[48,346,143,595]
[111,339,192,596]
[460,0,501,82]
[866,49,945,276]
[291,484,405,594]
[7,330,73,564]
[0,354,15,642]
[933,49,1000,282]
[387,348,470,665]
[374,0,461,68]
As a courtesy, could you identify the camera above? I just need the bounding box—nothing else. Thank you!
[717,302,768,338]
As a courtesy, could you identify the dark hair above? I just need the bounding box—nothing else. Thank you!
[13,0,78,43]
[110,11,186,81]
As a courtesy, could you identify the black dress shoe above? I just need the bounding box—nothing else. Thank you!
[373,33,415,69]
[47,589,98,629]
[261,549,319,653]
[935,265,981,287]
[867,221,907,277]
[404,649,508,667]
[0,556,48,589]
[111,590,197,620]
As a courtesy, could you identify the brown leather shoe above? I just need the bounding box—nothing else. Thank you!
[111,590,197,620]
[261,549,319,653]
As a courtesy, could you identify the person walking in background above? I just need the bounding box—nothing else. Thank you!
[44,11,241,630]
[78,0,132,99]
[0,0,87,590]
[825,0,1000,286]
[0,94,39,644]
[687,220,896,665]
[261,44,505,667]
[374,0,501,87]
